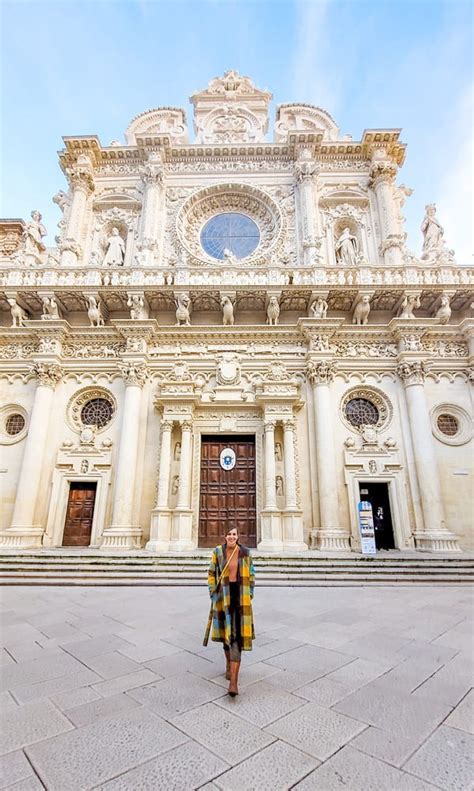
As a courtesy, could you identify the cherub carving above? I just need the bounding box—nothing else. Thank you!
[127,295,148,320]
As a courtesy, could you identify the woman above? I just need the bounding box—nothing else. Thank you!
[203,527,255,696]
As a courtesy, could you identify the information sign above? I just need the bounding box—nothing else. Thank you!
[358,500,377,555]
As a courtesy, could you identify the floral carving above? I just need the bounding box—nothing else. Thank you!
[119,362,148,387]
[31,362,63,388]
[306,361,336,385]
[397,361,428,386]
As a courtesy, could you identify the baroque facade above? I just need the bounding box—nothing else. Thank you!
[1,70,473,554]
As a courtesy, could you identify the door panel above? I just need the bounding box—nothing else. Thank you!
[199,436,256,548]
[62,482,97,547]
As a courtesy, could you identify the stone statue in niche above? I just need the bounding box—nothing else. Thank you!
[335,227,358,266]
[276,475,284,496]
[435,295,451,325]
[41,296,60,320]
[8,298,28,327]
[266,296,280,326]
[103,227,125,266]
[310,297,328,319]
[171,475,179,495]
[274,442,283,462]
[352,296,371,325]
[87,296,105,327]
[174,442,181,461]
[23,210,47,255]
[221,296,234,326]
[398,295,420,319]
[175,293,191,326]
[81,459,89,474]
[421,203,444,255]
[223,248,238,264]
[127,295,148,320]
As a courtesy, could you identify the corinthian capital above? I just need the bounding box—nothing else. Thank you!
[306,360,336,385]
[31,362,63,388]
[119,362,148,387]
[295,159,319,183]
[397,361,427,386]
[66,154,95,194]
[369,160,397,188]
[142,152,164,186]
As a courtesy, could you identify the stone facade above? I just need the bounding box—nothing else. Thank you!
[0,71,472,553]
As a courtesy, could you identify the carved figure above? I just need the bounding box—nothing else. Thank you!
[8,298,28,327]
[435,295,452,325]
[276,476,284,496]
[221,295,234,326]
[103,227,125,266]
[223,248,238,264]
[421,204,444,254]
[171,475,179,495]
[174,442,181,461]
[266,296,280,326]
[41,296,60,320]
[352,296,371,325]
[398,295,420,319]
[310,297,328,319]
[335,227,358,266]
[87,296,105,327]
[23,210,47,254]
[175,293,191,326]
[274,442,283,462]
[127,295,148,320]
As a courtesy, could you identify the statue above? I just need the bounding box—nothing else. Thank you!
[276,476,284,496]
[335,227,358,266]
[41,296,60,320]
[352,296,371,326]
[127,295,148,320]
[103,227,125,266]
[8,298,28,327]
[266,296,280,326]
[435,295,451,325]
[23,210,47,255]
[398,295,420,319]
[274,442,283,462]
[174,442,181,461]
[171,475,179,495]
[221,295,234,326]
[223,248,238,264]
[421,204,444,255]
[310,297,328,319]
[87,296,105,327]
[175,293,191,326]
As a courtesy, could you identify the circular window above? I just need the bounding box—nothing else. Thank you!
[5,413,26,436]
[201,213,260,260]
[81,398,114,429]
[346,398,379,428]
[0,405,29,445]
[431,404,472,446]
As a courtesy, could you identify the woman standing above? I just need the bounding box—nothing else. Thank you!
[203,527,255,696]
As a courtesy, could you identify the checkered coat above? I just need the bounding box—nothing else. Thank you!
[203,544,255,651]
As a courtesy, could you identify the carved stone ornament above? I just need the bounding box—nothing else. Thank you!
[397,361,428,386]
[306,361,336,385]
[168,362,192,382]
[79,426,96,446]
[119,362,148,387]
[8,298,28,327]
[264,362,289,381]
[125,109,188,145]
[369,158,397,188]
[66,154,95,194]
[216,354,241,385]
[275,104,340,143]
[341,387,392,431]
[31,362,63,388]
[67,387,117,433]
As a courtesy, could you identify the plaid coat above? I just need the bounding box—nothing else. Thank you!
[203,544,255,651]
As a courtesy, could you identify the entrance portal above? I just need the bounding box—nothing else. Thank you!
[359,482,395,550]
[62,482,97,547]
[199,435,256,548]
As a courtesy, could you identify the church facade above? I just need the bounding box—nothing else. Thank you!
[0,71,472,554]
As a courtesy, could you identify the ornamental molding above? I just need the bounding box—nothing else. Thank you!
[430,402,473,446]
[340,385,393,432]
[66,386,117,434]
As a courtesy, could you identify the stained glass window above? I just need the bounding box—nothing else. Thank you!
[345,398,379,428]
[201,213,260,260]
[81,398,114,429]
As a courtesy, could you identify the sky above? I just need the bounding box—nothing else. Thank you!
[1,0,472,263]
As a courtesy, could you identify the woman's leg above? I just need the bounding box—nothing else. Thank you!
[223,645,230,680]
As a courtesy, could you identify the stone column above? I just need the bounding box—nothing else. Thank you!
[369,154,403,266]
[170,420,195,551]
[295,156,320,266]
[397,361,460,551]
[0,363,62,547]
[60,154,95,266]
[137,153,164,265]
[308,361,351,550]
[282,419,306,551]
[101,363,146,549]
[147,419,173,552]
[258,419,283,552]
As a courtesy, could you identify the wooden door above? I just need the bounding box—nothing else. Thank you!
[62,482,97,547]
[199,436,256,548]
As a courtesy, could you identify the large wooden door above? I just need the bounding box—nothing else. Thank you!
[199,436,256,548]
[62,482,97,547]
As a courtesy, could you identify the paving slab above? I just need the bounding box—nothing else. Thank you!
[50,685,101,711]
[404,725,474,790]
[145,649,220,679]
[213,739,319,791]
[294,745,411,790]
[0,651,88,694]
[0,750,37,788]
[444,688,474,734]
[128,672,225,718]
[79,650,143,680]
[0,699,73,755]
[11,667,101,704]
[65,692,141,727]
[350,724,429,767]
[63,634,132,661]
[265,643,354,676]
[4,776,45,790]
[215,680,305,727]
[91,668,162,698]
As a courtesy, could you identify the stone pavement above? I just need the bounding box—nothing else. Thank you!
[0,585,473,791]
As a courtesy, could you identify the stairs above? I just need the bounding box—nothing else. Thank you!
[0,550,473,586]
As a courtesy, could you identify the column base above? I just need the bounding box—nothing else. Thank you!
[258,510,283,553]
[169,509,195,552]
[282,510,307,551]
[414,531,461,552]
[0,528,44,549]
[146,509,172,552]
[311,529,351,551]
[100,527,142,550]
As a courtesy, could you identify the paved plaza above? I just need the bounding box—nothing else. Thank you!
[0,584,473,790]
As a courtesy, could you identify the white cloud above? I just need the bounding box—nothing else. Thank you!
[291,0,339,111]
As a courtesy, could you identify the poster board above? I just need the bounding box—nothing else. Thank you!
[358,500,377,555]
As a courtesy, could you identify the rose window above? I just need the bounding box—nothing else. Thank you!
[81,398,114,429]
[200,213,260,260]
[5,414,25,436]
[345,398,379,428]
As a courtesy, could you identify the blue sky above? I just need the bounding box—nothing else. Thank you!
[1,0,472,262]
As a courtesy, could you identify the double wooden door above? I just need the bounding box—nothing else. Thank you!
[62,482,97,547]
[199,436,256,548]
